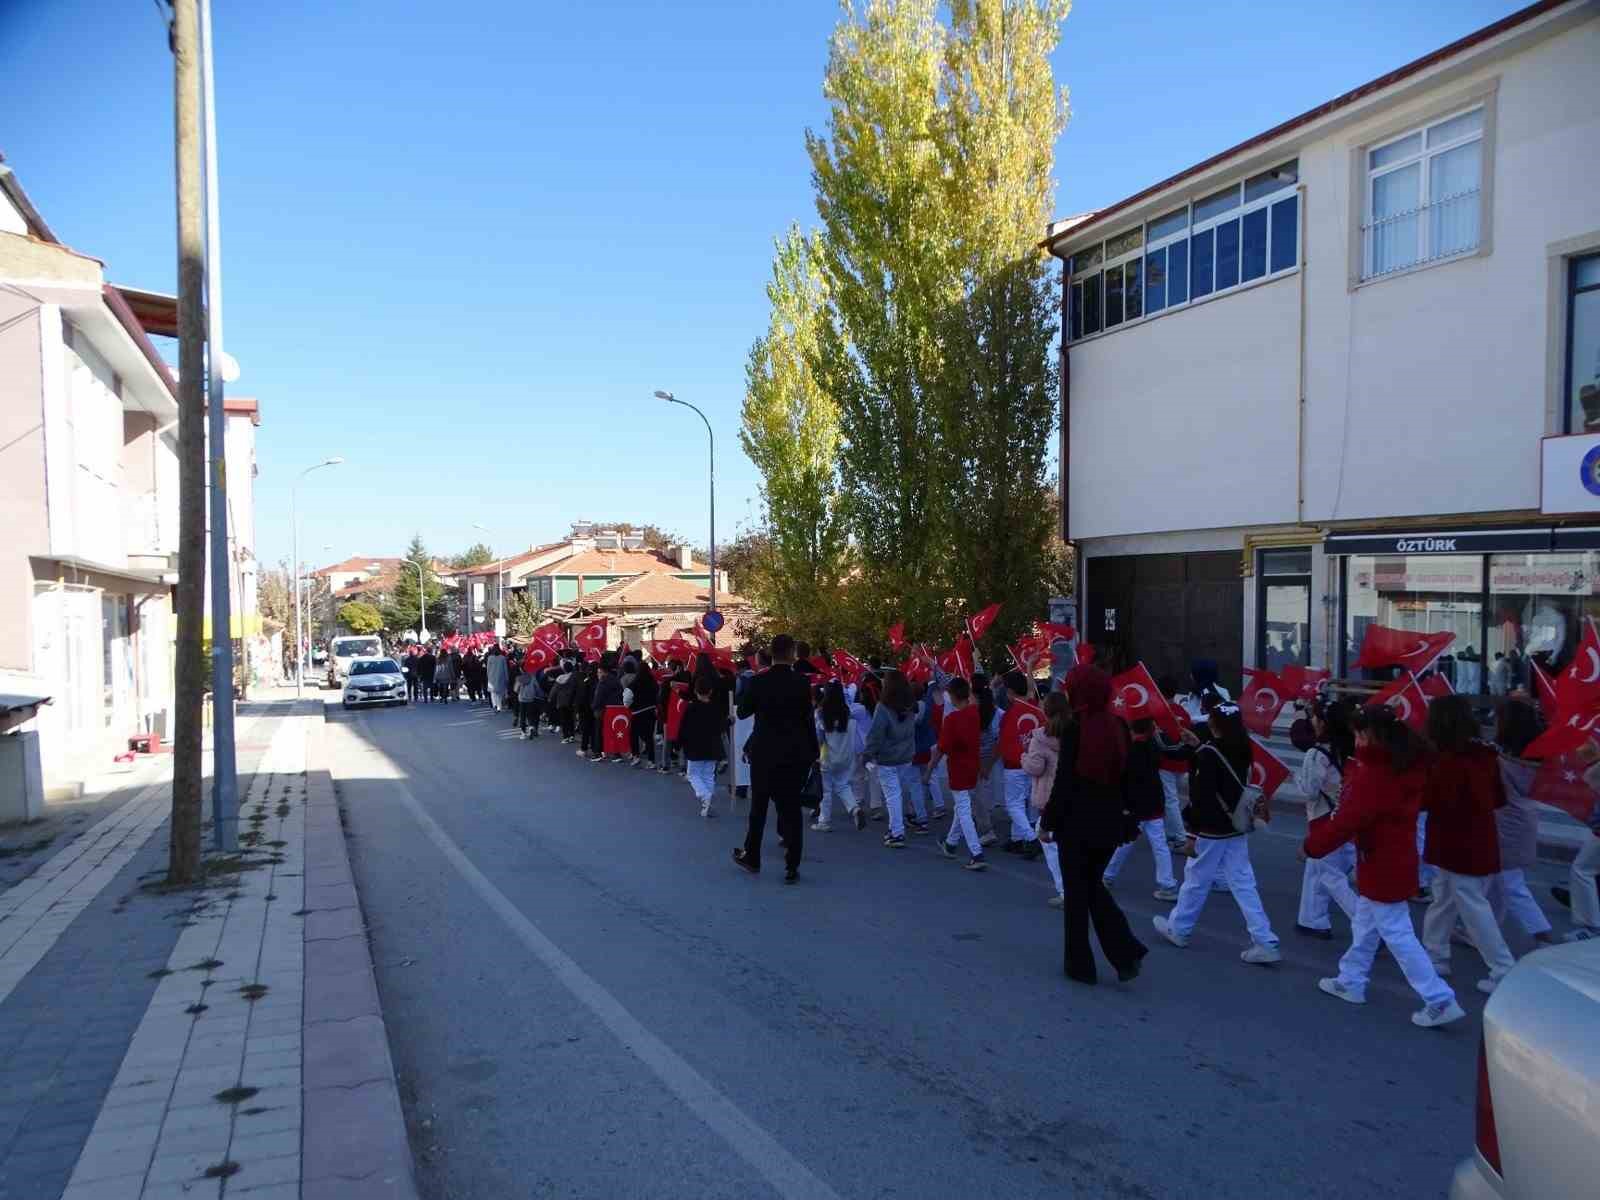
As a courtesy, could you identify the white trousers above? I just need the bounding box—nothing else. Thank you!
[1337,897,1455,1007]
[1161,770,1185,842]
[1297,844,1358,930]
[1486,868,1552,937]
[927,759,951,814]
[1422,871,1516,980]
[1168,836,1277,947]
[943,788,982,855]
[1571,836,1600,930]
[687,759,717,805]
[854,761,885,814]
[819,759,858,823]
[1105,818,1177,890]
[877,763,923,837]
[1002,768,1037,844]
[1039,818,1063,897]
[1415,815,1438,889]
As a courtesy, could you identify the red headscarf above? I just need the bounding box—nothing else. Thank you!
[1064,664,1127,786]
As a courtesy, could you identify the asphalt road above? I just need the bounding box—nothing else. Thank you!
[324,693,1570,1200]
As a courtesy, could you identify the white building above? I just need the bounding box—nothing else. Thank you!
[1046,0,1600,695]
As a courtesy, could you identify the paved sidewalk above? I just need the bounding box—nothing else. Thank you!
[0,696,417,1200]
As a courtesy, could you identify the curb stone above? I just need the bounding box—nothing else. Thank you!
[302,716,420,1199]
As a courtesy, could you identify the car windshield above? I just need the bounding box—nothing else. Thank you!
[334,638,382,658]
[350,659,400,676]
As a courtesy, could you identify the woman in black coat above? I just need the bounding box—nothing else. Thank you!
[1040,665,1148,985]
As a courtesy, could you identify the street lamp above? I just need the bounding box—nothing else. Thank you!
[655,390,715,638]
[292,456,343,698]
[472,522,500,635]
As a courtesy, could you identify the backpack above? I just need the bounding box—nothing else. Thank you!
[1202,743,1266,834]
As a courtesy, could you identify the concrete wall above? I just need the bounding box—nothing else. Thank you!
[56,320,127,568]
[0,293,48,673]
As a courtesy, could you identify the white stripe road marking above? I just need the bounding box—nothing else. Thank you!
[355,741,843,1200]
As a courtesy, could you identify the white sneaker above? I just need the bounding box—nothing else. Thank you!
[1476,977,1500,995]
[1153,916,1188,948]
[699,801,713,819]
[1241,943,1282,966]
[978,831,999,847]
[811,821,832,833]
[1048,894,1064,908]
[1153,886,1179,902]
[1564,926,1600,943]
[1318,977,1366,1005]
[1412,999,1467,1029]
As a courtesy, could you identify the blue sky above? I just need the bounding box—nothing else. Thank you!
[0,0,1525,573]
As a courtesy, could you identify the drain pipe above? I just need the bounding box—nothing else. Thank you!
[1296,181,1308,526]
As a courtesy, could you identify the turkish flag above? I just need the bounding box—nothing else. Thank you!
[1108,664,1179,738]
[900,655,931,686]
[1531,752,1600,823]
[968,602,1002,641]
[663,683,690,742]
[1524,701,1600,759]
[833,650,865,686]
[532,622,566,653]
[937,635,975,680]
[581,646,603,664]
[574,619,608,654]
[888,623,906,652]
[1279,663,1330,701]
[1239,668,1289,737]
[602,705,632,755]
[522,643,553,673]
[1417,672,1453,701]
[1531,659,1560,724]
[999,698,1045,764]
[1248,738,1291,805]
[1372,672,1429,733]
[1036,622,1077,643]
[1075,643,1096,666]
[1554,618,1600,717]
[1353,625,1455,672]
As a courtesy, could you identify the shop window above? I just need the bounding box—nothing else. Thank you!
[1346,554,1484,691]
[1487,552,1600,696]
[1568,253,1600,433]
[1259,548,1311,673]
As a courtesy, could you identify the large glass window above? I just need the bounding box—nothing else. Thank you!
[1124,257,1142,321]
[1270,197,1298,274]
[1167,239,1188,305]
[1215,219,1240,290]
[1144,247,1167,314]
[1081,272,1101,336]
[1346,554,1484,690]
[1259,548,1311,673]
[1191,228,1215,298]
[1241,206,1269,283]
[1487,552,1600,696]
[1364,106,1483,279]
[1568,253,1600,433]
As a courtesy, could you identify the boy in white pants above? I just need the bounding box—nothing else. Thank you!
[676,677,725,819]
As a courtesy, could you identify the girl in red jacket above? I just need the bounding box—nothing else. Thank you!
[1419,695,1516,991]
[1304,705,1465,1029]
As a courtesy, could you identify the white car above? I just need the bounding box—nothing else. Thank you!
[1449,938,1600,1199]
[342,658,408,709]
[326,635,384,689]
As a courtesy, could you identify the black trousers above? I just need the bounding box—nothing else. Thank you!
[578,708,596,753]
[632,712,656,762]
[744,761,805,873]
[1061,840,1147,982]
[558,706,576,739]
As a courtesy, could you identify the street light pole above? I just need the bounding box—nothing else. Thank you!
[291,457,342,699]
[654,391,715,639]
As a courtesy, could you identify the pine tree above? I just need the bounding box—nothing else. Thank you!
[383,534,449,636]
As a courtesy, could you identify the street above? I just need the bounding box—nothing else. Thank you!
[324,696,1561,1200]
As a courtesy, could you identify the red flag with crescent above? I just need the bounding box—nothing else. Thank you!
[1248,737,1291,804]
[937,635,975,681]
[1531,751,1600,822]
[1371,672,1429,733]
[1555,618,1600,718]
[833,650,865,686]
[1353,625,1455,672]
[602,705,632,755]
[1107,663,1180,738]
[1279,662,1330,701]
[1417,672,1453,700]
[1239,668,1289,737]
[888,623,906,652]
[1524,699,1600,760]
[663,683,690,742]
[968,602,1002,641]
[574,619,608,654]
[532,622,566,653]
[522,643,554,673]
[1036,622,1077,643]
[999,697,1046,764]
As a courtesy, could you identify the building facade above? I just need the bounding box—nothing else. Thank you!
[1047,0,1600,695]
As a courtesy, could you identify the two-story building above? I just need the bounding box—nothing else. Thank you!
[1047,0,1600,696]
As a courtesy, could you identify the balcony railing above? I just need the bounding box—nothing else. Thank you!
[1361,188,1481,281]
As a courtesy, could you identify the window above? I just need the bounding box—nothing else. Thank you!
[1363,106,1483,279]
[1345,554,1484,690]
[1258,548,1311,673]
[1568,254,1600,433]
[1063,159,1298,342]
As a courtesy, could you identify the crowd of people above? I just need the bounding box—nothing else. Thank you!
[388,633,1600,1027]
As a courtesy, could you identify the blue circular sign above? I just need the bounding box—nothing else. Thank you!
[1582,445,1600,497]
[701,610,724,633]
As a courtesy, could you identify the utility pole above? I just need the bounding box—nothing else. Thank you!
[168,0,204,885]
[199,0,237,852]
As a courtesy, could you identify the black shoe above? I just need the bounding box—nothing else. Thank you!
[938,841,957,860]
[732,848,759,875]
[1552,885,1573,910]
[854,807,867,832]
[784,868,799,885]
[1003,839,1026,855]
[1295,923,1335,940]
[1065,969,1097,986]
[1116,959,1142,983]
[1020,840,1043,861]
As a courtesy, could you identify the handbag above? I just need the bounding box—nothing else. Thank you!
[800,762,824,811]
[1202,743,1265,834]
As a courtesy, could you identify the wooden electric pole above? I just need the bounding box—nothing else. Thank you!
[168,0,205,885]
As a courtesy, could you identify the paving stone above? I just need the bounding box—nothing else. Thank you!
[229,1125,301,1163]
[302,1078,409,1185]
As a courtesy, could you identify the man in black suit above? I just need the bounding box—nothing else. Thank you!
[733,633,818,884]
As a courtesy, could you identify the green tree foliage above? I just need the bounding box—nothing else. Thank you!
[383,534,450,636]
[338,601,384,635]
[451,543,495,569]
[503,589,543,637]
[739,226,852,643]
[258,560,292,637]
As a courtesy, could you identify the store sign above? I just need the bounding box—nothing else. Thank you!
[1326,529,1553,556]
[1542,433,1600,514]
[1488,557,1594,595]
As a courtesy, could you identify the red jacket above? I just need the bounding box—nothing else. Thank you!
[1422,743,1505,877]
[939,704,981,792]
[1303,744,1425,903]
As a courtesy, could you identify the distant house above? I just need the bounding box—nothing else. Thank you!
[545,571,754,650]
[310,556,456,636]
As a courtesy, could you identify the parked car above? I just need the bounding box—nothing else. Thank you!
[326,635,384,689]
[1449,938,1600,1199]
[342,658,408,710]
